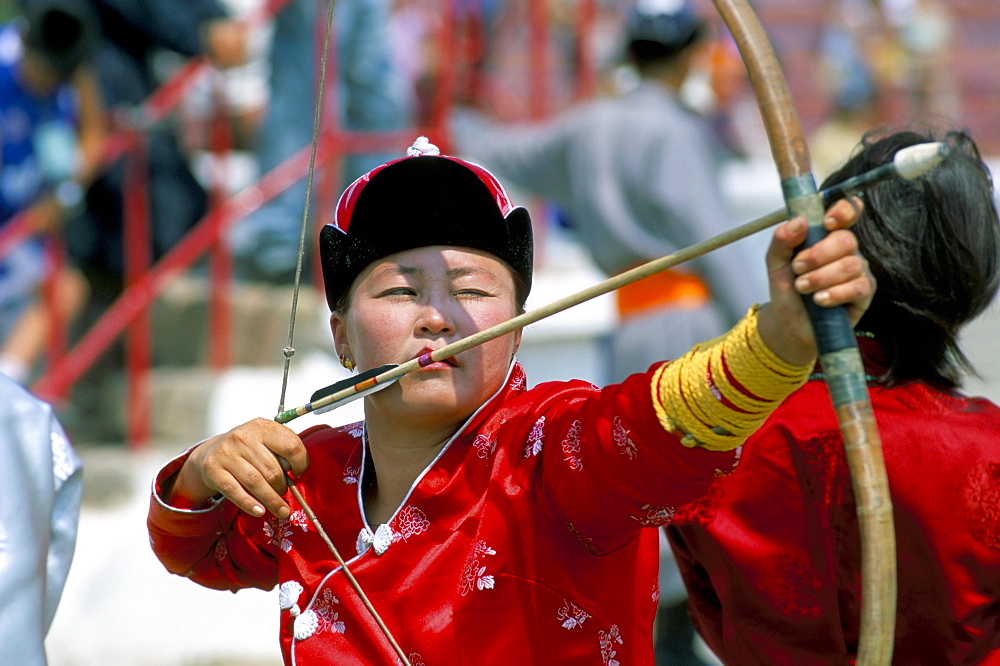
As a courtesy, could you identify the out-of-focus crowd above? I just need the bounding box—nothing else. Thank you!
[0,0,968,399]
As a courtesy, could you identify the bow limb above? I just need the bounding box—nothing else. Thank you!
[709,1,896,663]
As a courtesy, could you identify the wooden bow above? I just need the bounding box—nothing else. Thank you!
[709,1,896,662]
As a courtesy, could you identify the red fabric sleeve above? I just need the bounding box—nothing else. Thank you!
[516,369,738,555]
[147,450,279,593]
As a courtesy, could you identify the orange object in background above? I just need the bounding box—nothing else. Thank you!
[616,269,710,320]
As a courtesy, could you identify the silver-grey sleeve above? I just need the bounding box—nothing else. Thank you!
[0,378,82,666]
[641,113,768,322]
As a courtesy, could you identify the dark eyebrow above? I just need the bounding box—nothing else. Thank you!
[382,265,496,280]
[371,264,501,286]
[367,264,423,281]
[446,266,496,280]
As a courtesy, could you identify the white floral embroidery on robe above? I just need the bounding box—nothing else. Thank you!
[313,588,347,634]
[561,419,584,470]
[599,624,624,666]
[51,430,75,483]
[557,599,591,629]
[524,416,545,457]
[509,372,526,391]
[473,433,497,460]
[265,510,310,552]
[612,417,637,460]
[357,505,428,556]
[342,425,363,482]
[460,540,497,596]
[394,506,430,541]
[290,588,347,641]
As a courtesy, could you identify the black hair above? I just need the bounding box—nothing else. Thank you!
[627,38,694,68]
[821,129,1000,387]
[623,5,707,74]
[23,0,97,79]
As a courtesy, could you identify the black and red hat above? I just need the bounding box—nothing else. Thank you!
[320,138,533,309]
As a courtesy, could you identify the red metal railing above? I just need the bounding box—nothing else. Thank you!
[11,0,602,448]
[123,134,152,445]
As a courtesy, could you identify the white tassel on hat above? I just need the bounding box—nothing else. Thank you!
[406,136,440,157]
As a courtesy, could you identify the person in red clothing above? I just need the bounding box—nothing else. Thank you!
[147,137,872,665]
[667,128,1000,665]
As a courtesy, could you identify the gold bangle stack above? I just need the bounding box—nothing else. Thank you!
[650,305,812,451]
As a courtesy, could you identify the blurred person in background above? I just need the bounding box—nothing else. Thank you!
[667,128,1000,665]
[809,0,886,182]
[880,0,960,123]
[0,0,105,385]
[0,373,83,665]
[44,0,248,439]
[62,0,248,307]
[228,0,412,284]
[178,0,274,155]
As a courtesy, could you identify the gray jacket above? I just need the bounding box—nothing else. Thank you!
[451,81,768,326]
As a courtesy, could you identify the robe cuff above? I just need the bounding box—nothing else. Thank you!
[151,445,225,513]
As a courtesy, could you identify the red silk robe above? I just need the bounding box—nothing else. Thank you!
[149,362,740,665]
[668,339,1000,665]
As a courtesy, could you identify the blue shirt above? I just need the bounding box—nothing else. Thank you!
[0,21,79,226]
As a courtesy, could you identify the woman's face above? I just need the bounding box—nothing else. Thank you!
[331,246,522,429]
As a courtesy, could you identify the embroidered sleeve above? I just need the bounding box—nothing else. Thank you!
[650,304,812,451]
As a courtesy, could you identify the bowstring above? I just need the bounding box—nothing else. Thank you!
[272,1,412,663]
[275,0,336,416]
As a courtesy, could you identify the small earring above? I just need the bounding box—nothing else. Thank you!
[339,354,355,371]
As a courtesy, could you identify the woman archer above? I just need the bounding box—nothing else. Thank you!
[147,137,873,664]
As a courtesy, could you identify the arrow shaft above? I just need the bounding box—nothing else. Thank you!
[276,150,937,424]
